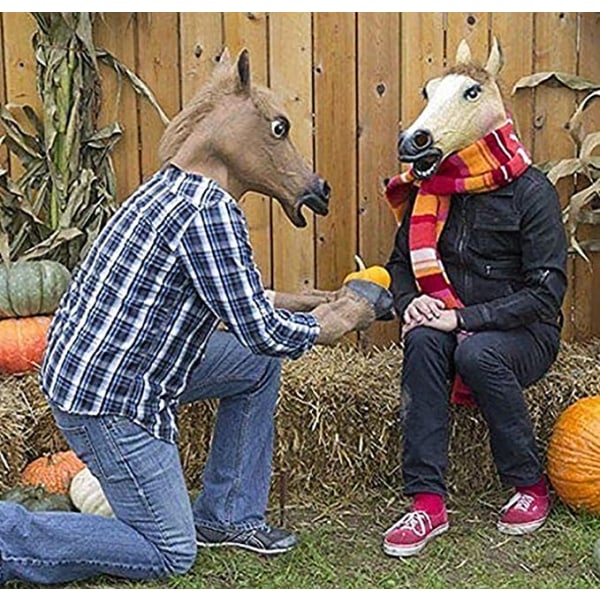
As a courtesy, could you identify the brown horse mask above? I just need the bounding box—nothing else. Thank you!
[398,38,507,179]
[159,48,330,228]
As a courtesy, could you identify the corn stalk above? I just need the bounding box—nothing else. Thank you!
[512,73,600,263]
[0,13,167,270]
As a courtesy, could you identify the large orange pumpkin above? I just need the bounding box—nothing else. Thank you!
[21,451,86,495]
[547,396,600,515]
[0,315,52,375]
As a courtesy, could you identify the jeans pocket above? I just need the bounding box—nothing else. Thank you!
[52,413,110,481]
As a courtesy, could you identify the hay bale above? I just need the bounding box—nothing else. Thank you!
[1,340,598,502]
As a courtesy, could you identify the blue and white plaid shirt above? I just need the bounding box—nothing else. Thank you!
[41,165,320,443]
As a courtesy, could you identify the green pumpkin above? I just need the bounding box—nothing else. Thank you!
[0,260,71,319]
[0,484,74,512]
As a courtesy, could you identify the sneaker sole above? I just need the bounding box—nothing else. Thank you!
[497,517,547,536]
[197,539,295,555]
[382,522,449,558]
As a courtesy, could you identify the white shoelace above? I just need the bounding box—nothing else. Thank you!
[501,492,535,514]
[384,510,432,536]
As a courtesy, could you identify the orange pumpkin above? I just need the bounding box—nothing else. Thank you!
[547,396,600,515]
[343,255,392,289]
[21,451,86,495]
[0,315,52,375]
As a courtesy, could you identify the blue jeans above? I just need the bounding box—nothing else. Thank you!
[0,330,282,585]
[400,322,560,497]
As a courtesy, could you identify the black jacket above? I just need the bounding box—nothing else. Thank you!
[385,166,568,332]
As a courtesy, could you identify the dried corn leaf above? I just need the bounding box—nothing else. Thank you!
[97,49,170,125]
[512,71,600,94]
[567,90,600,147]
[547,158,584,186]
[20,227,83,262]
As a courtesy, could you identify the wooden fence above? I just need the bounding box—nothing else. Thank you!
[1,12,599,346]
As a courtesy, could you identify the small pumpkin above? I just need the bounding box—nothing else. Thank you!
[70,467,114,517]
[0,315,53,375]
[21,451,86,495]
[343,255,391,289]
[547,395,600,515]
[0,484,73,512]
[0,260,70,319]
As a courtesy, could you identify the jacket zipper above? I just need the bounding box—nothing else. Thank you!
[455,195,473,302]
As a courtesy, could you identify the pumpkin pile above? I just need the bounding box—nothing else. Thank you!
[20,450,85,495]
[0,260,70,375]
[0,450,114,517]
[547,395,600,515]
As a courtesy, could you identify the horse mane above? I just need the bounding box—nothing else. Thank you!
[158,76,276,166]
[158,87,216,165]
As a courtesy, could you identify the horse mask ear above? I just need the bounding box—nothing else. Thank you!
[455,39,472,65]
[485,37,504,76]
[235,49,251,94]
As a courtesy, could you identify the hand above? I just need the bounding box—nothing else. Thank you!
[402,309,458,337]
[403,295,446,326]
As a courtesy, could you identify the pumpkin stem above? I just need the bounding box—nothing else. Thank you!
[354,254,367,272]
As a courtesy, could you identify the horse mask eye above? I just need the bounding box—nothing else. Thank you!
[271,117,290,139]
[464,84,482,101]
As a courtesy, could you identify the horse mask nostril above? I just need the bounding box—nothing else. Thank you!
[413,129,433,150]
[321,180,331,201]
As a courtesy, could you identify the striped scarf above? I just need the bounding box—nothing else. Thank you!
[385,118,532,406]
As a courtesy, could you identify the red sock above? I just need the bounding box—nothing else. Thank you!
[413,492,445,515]
[516,476,548,498]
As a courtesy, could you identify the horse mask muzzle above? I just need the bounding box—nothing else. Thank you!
[291,177,331,228]
[398,129,443,180]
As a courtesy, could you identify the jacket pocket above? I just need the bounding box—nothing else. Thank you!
[469,196,521,259]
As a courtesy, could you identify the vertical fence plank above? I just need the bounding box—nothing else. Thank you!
[357,12,401,348]
[401,13,445,136]
[223,12,272,288]
[576,12,600,340]
[136,13,181,182]
[0,15,7,173]
[180,12,223,105]
[95,14,141,203]
[446,12,490,64]
[314,12,357,292]
[2,13,38,179]
[269,13,315,293]
[490,13,534,151]
[534,13,579,341]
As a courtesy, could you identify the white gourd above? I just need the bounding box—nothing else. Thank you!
[69,467,114,517]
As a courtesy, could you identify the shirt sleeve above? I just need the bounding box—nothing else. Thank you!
[175,197,319,358]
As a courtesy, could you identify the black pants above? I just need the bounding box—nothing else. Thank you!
[400,322,561,497]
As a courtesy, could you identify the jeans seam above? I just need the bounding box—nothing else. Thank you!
[222,395,252,525]
[195,518,264,532]
[3,555,165,574]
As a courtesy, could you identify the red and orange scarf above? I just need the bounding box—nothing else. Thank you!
[385,118,532,406]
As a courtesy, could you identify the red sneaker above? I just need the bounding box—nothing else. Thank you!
[497,491,551,535]
[383,508,449,557]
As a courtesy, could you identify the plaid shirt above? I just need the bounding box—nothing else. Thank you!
[40,165,319,443]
